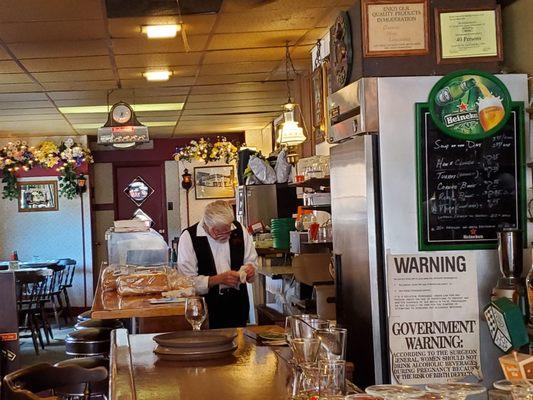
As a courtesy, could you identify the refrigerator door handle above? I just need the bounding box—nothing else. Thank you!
[333,253,343,321]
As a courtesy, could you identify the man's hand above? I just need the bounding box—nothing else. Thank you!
[243,263,255,283]
[208,270,241,288]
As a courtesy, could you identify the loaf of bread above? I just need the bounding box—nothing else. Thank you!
[117,272,170,296]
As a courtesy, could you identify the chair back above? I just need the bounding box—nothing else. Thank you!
[47,264,66,294]
[3,362,107,400]
[57,258,76,288]
[15,272,47,313]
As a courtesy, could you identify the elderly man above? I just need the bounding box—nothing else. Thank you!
[178,200,257,328]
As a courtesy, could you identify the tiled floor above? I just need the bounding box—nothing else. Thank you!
[19,323,75,367]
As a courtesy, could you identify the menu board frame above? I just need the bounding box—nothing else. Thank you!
[415,102,526,251]
[362,0,429,57]
[434,6,503,64]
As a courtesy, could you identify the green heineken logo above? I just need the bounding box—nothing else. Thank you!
[429,70,512,140]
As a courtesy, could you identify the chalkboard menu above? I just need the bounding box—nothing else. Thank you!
[416,103,526,250]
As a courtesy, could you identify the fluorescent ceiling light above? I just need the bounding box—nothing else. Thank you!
[59,103,184,114]
[143,70,171,81]
[142,24,181,39]
[73,121,176,130]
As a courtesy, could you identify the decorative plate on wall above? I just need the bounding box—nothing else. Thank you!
[330,11,353,93]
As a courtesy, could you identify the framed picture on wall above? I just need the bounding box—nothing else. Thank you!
[194,165,235,200]
[18,180,58,212]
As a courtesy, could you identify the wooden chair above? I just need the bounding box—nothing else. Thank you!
[3,362,107,400]
[58,258,76,323]
[16,272,49,355]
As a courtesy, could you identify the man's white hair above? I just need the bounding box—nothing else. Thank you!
[203,200,234,228]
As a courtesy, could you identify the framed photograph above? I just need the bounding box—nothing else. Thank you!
[194,165,235,200]
[18,180,58,212]
[435,6,503,64]
[362,0,429,57]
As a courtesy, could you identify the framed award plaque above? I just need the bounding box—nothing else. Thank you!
[435,6,503,64]
[362,0,429,57]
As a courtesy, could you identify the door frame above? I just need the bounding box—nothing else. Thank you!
[112,161,169,242]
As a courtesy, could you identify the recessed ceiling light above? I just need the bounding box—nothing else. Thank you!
[58,103,184,114]
[73,121,177,130]
[143,70,172,81]
[141,24,181,39]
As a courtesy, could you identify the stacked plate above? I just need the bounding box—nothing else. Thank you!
[153,330,238,361]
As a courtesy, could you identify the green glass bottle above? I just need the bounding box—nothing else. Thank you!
[435,78,477,106]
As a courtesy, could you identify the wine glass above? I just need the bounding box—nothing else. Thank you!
[494,379,533,399]
[185,296,207,331]
[425,382,486,399]
[366,384,426,400]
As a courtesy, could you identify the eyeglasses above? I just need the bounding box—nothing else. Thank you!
[205,224,232,240]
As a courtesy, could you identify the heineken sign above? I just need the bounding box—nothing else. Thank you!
[428,70,512,140]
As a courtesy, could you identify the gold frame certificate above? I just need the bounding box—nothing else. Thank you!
[362,0,429,57]
[436,7,503,63]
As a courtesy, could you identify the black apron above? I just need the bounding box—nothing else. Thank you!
[187,221,250,329]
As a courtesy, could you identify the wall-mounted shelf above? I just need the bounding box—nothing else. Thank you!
[301,205,331,213]
[289,177,330,191]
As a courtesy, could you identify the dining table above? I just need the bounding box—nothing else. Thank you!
[110,325,294,400]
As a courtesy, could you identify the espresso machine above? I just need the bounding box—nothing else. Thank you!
[492,229,527,317]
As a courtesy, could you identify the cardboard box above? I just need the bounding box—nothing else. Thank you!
[499,352,533,380]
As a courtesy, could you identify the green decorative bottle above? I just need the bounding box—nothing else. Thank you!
[435,78,477,106]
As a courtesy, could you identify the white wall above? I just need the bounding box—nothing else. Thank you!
[0,176,93,307]
[245,127,273,156]
[178,160,236,231]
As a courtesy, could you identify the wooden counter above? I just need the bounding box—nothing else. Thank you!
[110,326,292,400]
[91,280,185,320]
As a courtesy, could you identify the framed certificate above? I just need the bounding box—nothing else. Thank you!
[435,6,503,64]
[362,0,429,57]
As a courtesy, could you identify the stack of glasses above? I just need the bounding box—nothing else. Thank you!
[284,315,491,400]
[271,218,296,249]
[285,315,350,399]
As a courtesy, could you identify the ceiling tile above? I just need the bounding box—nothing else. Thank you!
[187,92,286,103]
[21,56,112,72]
[222,0,341,13]
[190,81,287,94]
[11,40,108,59]
[0,0,103,22]
[203,47,284,64]
[195,72,270,85]
[0,60,25,73]
[0,92,48,102]
[185,98,283,109]
[0,21,107,43]
[199,61,278,76]
[115,53,202,68]
[33,69,115,83]
[215,8,330,33]
[0,100,53,110]
[0,74,34,84]
[207,30,307,50]
[0,108,60,116]
[42,80,117,91]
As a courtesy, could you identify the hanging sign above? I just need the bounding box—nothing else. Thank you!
[428,70,512,141]
[387,252,481,385]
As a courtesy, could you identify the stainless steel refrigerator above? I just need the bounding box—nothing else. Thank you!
[329,75,530,388]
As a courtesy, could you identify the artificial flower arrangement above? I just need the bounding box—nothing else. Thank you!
[174,136,240,164]
[0,138,93,200]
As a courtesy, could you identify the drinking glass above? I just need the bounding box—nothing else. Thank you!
[366,384,426,400]
[494,379,533,399]
[293,362,320,400]
[315,327,347,361]
[319,360,346,399]
[425,383,486,399]
[185,296,207,330]
[290,337,321,365]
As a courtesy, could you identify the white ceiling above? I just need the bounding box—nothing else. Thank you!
[0,0,351,138]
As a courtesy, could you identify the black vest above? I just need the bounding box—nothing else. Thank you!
[187,221,249,328]
[187,221,245,276]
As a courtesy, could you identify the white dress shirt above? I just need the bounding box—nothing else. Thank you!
[177,219,258,295]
